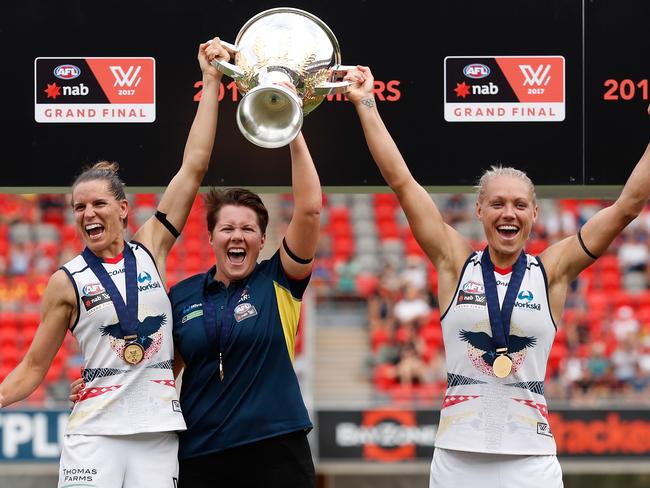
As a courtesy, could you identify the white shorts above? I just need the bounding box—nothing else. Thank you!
[59,432,179,488]
[430,447,563,488]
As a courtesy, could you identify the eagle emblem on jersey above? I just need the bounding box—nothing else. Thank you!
[100,314,167,362]
[459,328,536,377]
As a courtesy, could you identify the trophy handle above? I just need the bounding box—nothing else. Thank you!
[313,64,358,95]
[210,40,245,79]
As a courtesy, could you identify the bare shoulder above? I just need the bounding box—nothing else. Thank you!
[45,269,77,305]
[539,233,594,286]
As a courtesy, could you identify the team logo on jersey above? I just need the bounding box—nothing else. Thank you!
[99,313,167,362]
[459,323,537,377]
[234,302,257,322]
[457,281,486,307]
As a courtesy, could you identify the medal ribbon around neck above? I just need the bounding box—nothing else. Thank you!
[83,242,139,342]
[203,281,249,381]
[480,248,527,372]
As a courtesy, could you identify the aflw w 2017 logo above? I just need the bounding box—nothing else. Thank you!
[519,64,552,87]
[110,65,142,88]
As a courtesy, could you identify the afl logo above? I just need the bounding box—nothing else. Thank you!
[234,303,253,314]
[463,63,490,79]
[54,64,81,80]
[83,283,105,296]
[462,281,484,294]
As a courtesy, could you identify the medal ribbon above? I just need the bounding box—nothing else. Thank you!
[480,248,527,352]
[203,280,249,376]
[82,242,139,338]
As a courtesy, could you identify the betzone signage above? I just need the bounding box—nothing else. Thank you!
[317,408,650,462]
[318,409,437,462]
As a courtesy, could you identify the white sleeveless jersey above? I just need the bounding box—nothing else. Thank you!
[435,250,557,455]
[61,241,186,435]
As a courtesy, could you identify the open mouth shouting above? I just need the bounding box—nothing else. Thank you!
[227,247,246,265]
[85,223,105,241]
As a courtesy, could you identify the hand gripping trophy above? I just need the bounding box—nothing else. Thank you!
[212,7,354,148]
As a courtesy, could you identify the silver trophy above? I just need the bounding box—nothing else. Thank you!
[212,8,354,148]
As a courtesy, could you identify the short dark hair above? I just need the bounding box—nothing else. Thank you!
[204,188,268,234]
[72,161,128,228]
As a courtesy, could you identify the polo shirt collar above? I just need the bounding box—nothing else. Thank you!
[203,265,249,294]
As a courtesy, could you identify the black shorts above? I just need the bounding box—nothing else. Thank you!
[178,430,315,488]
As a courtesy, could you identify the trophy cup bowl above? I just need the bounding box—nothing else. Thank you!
[213,7,353,148]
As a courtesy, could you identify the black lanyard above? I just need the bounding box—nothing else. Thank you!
[82,242,138,337]
[202,278,248,381]
[480,248,527,351]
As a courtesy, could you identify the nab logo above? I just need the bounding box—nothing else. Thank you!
[82,283,104,296]
[54,64,81,80]
[138,271,152,284]
[110,65,142,87]
[519,64,552,87]
[518,290,534,302]
[463,63,490,79]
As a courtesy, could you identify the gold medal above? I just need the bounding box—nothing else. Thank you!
[493,354,513,378]
[123,336,144,365]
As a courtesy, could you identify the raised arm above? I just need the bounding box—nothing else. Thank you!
[0,270,74,408]
[544,140,650,282]
[280,132,322,278]
[134,38,233,271]
[346,66,472,303]
[542,110,650,319]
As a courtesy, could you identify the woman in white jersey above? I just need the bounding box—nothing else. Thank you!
[345,65,650,487]
[0,38,232,488]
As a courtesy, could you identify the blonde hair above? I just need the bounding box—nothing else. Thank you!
[475,166,536,203]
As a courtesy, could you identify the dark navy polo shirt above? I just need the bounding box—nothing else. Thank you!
[170,250,312,460]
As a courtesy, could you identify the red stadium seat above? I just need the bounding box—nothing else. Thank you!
[374,204,396,223]
[328,207,350,225]
[373,363,397,391]
[0,344,20,368]
[355,273,379,297]
[373,193,398,207]
[377,221,400,240]
[134,194,157,207]
[525,238,548,256]
[597,254,620,273]
[370,327,391,352]
[332,236,354,261]
[329,220,353,239]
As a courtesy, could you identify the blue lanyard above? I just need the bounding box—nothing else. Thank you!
[202,279,249,380]
[480,248,527,351]
[82,242,138,337]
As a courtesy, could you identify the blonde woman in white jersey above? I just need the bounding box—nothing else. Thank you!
[0,38,232,488]
[345,66,650,488]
